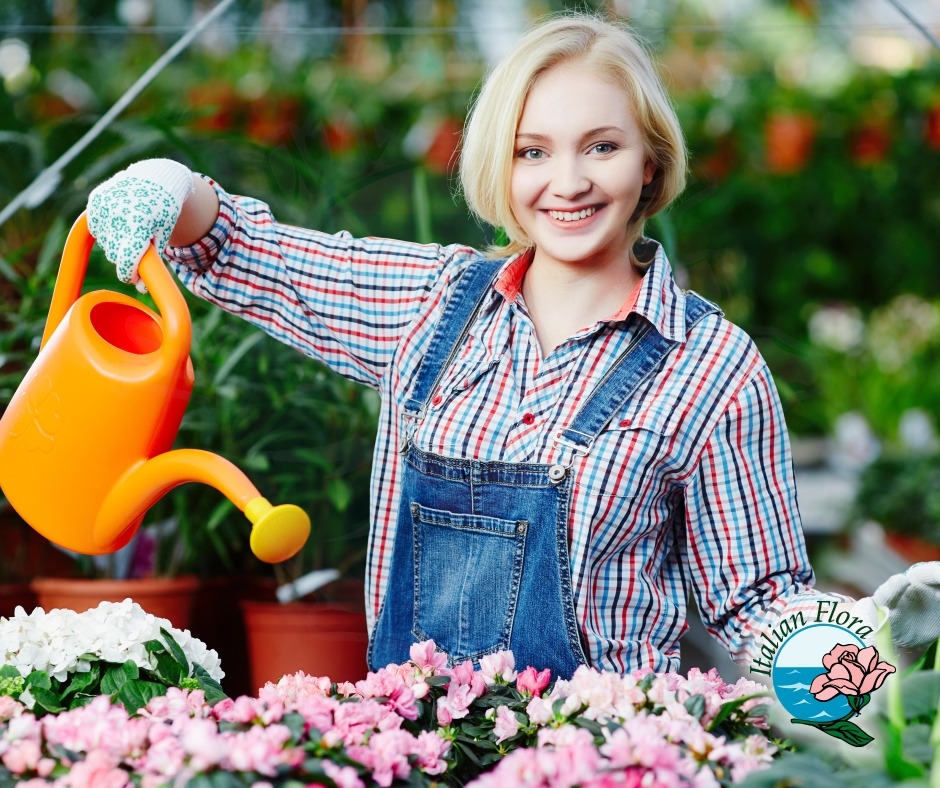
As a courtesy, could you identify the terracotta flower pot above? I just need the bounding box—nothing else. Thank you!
[30,576,200,631]
[241,601,369,691]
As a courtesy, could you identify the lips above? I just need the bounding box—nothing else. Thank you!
[543,204,604,227]
[548,206,597,221]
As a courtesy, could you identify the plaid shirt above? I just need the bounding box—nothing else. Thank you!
[168,180,840,673]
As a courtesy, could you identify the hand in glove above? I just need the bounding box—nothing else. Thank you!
[853,562,940,649]
[86,159,195,292]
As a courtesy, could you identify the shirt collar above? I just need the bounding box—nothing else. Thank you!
[492,241,688,343]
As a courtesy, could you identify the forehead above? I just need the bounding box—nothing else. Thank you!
[518,61,637,133]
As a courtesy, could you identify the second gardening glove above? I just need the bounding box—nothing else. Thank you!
[86,158,195,292]
[853,561,940,650]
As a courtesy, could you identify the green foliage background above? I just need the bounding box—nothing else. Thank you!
[2,0,939,576]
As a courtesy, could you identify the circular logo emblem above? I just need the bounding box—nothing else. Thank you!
[771,623,865,721]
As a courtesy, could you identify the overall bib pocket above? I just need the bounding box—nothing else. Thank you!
[410,502,527,661]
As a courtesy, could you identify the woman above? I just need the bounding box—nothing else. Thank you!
[87,13,939,677]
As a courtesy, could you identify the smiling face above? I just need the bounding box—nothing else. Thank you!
[510,59,654,274]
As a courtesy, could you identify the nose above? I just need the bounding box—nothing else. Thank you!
[550,154,591,200]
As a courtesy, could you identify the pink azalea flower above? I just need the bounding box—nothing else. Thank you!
[413,730,450,775]
[59,748,130,788]
[493,705,521,743]
[1,736,43,774]
[321,758,367,788]
[292,694,340,737]
[480,651,517,684]
[142,687,209,721]
[264,671,333,704]
[178,717,229,771]
[211,695,266,724]
[136,735,187,781]
[524,696,554,726]
[222,723,299,777]
[516,666,551,697]
[409,639,448,673]
[354,667,419,720]
[443,659,486,695]
[436,680,480,726]
[346,728,415,787]
[0,696,24,722]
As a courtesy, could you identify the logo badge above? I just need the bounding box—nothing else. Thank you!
[753,602,892,747]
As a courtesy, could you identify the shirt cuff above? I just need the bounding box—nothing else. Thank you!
[164,175,236,272]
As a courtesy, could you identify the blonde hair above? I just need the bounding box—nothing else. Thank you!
[459,13,687,261]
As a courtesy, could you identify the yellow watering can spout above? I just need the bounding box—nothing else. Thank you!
[0,213,310,563]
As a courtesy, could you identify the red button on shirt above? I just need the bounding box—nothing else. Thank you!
[522,412,535,425]
[619,418,632,427]
[432,394,443,406]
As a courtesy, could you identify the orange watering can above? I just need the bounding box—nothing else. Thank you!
[0,213,310,563]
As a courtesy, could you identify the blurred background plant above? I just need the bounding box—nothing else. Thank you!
[1,0,939,594]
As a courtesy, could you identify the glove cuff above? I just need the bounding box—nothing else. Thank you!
[122,159,195,211]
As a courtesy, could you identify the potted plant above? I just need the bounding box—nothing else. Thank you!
[850,451,940,563]
[174,305,377,689]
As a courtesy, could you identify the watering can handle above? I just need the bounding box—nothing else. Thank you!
[41,212,192,360]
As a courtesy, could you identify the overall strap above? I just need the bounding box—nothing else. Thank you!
[555,290,721,459]
[403,258,505,419]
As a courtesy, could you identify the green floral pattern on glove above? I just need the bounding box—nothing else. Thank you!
[86,176,183,291]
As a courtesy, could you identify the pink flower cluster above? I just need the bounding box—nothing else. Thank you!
[468,712,775,788]
[0,676,449,788]
[0,639,776,787]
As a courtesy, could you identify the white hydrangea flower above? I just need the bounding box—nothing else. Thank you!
[0,600,224,684]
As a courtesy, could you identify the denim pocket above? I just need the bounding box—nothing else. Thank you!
[411,502,527,661]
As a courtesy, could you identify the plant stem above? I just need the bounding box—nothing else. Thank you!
[930,636,940,788]
[875,611,904,734]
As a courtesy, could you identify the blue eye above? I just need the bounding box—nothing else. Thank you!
[518,149,544,160]
[593,142,616,154]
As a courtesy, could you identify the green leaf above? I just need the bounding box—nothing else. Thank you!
[901,723,934,767]
[68,694,96,710]
[144,639,167,654]
[817,719,875,748]
[0,665,21,679]
[899,671,940,721]
[101,662,138,695]
[118,680,166,714]
[326,477,352,512]
[684,693,706,720]
[192,664,227,703]
[848,693,871,714]
[212,330,264,387]
[62,665,100,698]
[459,720,491,738]
[28,686,65,714]
[153,652,183,686]
[572,716,604,739]
[25,670,51,690]
[160,628,189,675]
[425,675,451,687]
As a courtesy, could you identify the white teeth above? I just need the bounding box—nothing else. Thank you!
[549,207,596,221]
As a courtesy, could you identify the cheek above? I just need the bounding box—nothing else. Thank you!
[510,166,539,211]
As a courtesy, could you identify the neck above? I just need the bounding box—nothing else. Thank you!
[520,255,642,355]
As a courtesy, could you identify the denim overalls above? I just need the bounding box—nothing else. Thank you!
[369,258,718,677]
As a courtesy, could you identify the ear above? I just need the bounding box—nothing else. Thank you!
[643,160,656,186]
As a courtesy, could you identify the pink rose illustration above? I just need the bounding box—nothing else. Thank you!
[809,644,896,701]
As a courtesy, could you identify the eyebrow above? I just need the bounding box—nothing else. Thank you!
[515,126,628,143]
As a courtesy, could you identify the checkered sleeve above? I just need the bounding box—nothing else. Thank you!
[683,363,835,664]
[165,177,479,389]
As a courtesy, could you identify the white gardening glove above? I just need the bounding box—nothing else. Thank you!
[86,158,195,292]
[853,562,940,649]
